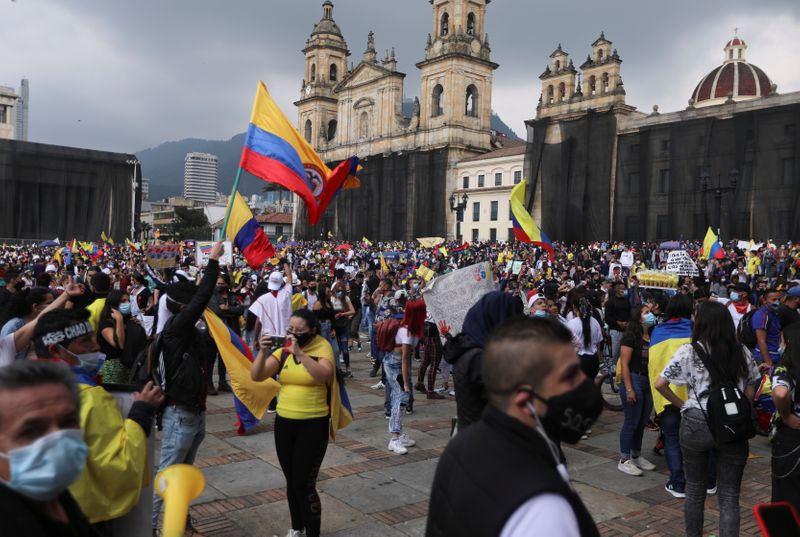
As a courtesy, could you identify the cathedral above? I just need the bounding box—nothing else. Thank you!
[293,0,502,240]
[525,33,800,242]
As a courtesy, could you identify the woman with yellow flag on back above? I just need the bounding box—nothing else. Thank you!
[251,308,351,537]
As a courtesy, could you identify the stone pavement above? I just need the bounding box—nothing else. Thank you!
[174,350,773,537]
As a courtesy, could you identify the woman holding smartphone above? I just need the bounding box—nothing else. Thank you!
[251,309,334,537]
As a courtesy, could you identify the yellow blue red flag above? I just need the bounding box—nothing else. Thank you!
[239,82,359,225]
[225,192,275,269]
[510,181,554,261]
[701,226,724,260]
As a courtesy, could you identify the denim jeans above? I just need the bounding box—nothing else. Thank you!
[680,409,748,537]
[660,405,685,490]
[383,352,409,434]
[610,329,624,362]
[152,406,206,527]
[619,372,653,459]
[319,321,340,368]
[334,328,350,369]
[366,308,379,359]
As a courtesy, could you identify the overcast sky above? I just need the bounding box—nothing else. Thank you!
[2,0,799,154]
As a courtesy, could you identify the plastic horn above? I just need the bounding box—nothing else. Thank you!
[155,464,206,537]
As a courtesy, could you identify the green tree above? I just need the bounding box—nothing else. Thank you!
[173,206,211,240]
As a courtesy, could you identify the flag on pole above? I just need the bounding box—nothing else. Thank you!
[362,237,372,246]
[510,181,554,262]
[380,252,389,275]
[101,231,114,245]
[701,227,725,260]
[225,192,275,269]
[238,82,359,225]
[125,238,139,253]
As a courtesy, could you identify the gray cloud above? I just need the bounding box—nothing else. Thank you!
[2,0,798,153]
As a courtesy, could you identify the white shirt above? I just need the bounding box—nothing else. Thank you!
[566,316,604,355]
[249,287,292,336]
[0,334,16,368]
[500,494,580,537]
[395,326,419,348]
[727,301,752,330]
[156,293,173,334]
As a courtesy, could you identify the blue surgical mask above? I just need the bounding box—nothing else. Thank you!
[643,312,657,326]
[533,309,548,318]
[60,345,105,376]
[118,303,132,316]
[769,301,781,311]
[0,429,88,501]
[730,292,740,301]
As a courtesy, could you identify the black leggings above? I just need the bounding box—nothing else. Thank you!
[274,415,329,537]
[579,353,599,380]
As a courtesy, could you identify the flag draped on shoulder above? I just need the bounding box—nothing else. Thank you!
[510,181,554,262]
[225,192,275,269]
[239,82,359,225]
[203,309,281,434]
[701,226,724,260]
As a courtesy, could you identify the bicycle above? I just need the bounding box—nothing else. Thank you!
[595,332,623,411]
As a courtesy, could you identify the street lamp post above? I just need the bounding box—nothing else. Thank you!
[125,158,140,240]
[448,191,469,243]
[699,168,739,237]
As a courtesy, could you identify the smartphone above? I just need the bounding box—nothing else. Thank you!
[753,502,800,537]
[271,336,286,349]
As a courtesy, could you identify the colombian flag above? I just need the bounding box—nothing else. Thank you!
[239,82,359,225]
[701,226,724,260]
[648,318,692,415]
[510,181,554,261]
[225,192,275,269]
[204,309,281,435]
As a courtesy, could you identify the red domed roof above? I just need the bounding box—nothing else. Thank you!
[692,62,771,104]
[726,37,745,47]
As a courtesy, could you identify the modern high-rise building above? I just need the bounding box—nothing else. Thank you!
[15,79,28,141]
[0,85,17,140]
[183,152,218,203]
[141,176,150,200]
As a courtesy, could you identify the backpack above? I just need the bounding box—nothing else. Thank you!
[376,318,402,352]
[691,343,755,444]
[128,330,164,386]
[120,319,148,369]
[737,309,760,350]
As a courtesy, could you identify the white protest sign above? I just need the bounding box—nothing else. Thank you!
[423,261,498,334]
[505,261,523,275]
[620,251,634,268]
[665,250,699,277]
[195,241,233,267]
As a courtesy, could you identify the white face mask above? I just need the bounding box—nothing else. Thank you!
[59,345,105,376]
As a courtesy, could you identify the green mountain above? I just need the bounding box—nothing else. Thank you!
[137,105,522,201]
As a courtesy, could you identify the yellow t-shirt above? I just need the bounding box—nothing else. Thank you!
[275,335,334,420]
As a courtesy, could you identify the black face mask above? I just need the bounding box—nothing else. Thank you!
[215,286,227,294]
[290,331,314,347]
[526,376,603,444]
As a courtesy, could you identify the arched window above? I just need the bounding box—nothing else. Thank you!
[440,12,449,36]
[465,85,478,117]
[432,84,444,117]
[467,13,476,36]
[602,72,609,93]
[558,82,566,102]
[310,64,316,82]
[547,85,554,104]
[597,49,604,61]
[329,64,337,82]
[729,49,734,60]
[359,112,369,140]
[738,49,742,59]
[589,75,596,96]
[554,59,561,71]
[304,119,312,142]
[327,119,337,141]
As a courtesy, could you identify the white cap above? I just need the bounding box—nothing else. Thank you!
[268,271,284,291]
[527,293,546,309]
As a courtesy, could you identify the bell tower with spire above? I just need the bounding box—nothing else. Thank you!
[295,1,349,148]
[417,0,497,143]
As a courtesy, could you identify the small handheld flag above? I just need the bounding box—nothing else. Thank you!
[225,192,275,269]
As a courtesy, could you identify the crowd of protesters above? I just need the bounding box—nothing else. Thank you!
[0,236,799,536]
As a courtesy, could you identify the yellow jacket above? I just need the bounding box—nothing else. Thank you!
[70,384,149,523]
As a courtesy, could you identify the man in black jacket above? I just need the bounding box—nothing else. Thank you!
[152,241,222,531]
[427,317,602,537]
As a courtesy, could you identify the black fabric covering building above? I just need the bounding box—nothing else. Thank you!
[0,140,141,240]
[525,111,617,243]
[614,102,800,241]
[295,148,450,241]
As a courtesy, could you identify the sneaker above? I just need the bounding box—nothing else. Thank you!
[427,391,445,400]
[632,456,656,471]
[449,390,455,397]
[665,483,686,498]
[357,344,363,352]
[707,484,717,495]
[284,530,305,537]
[414,382,426,392]
[618,459,644,476]
[267,408,277,414]
[388,438,408,454]
[345,369,353,378]
[434,386,447,394]
[399,433,416,447]
[405,405,413,415]
[370,381,384,390]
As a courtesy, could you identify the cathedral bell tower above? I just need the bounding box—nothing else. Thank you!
[416,0,498,137]
[295,1,349,149]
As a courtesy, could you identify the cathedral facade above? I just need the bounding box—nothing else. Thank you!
[293,0,502,240]
[524,34,800,243]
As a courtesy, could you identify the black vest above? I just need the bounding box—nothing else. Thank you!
[426,405,599,537]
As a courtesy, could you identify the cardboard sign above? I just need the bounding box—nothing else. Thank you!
[665,250,700,277]
[423,262,498,334]
[145,242,179,269]
[620,251,634,268]
[195,241,233,267]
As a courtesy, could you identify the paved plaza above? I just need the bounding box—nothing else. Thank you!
[179,351,774,537]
